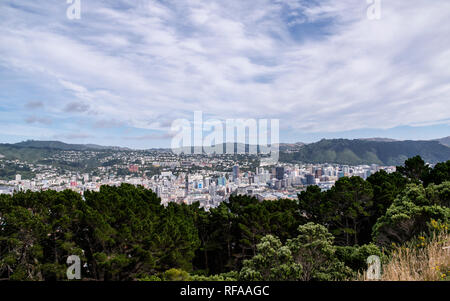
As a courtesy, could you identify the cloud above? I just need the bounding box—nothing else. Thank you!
[64,101,90,113]
[123,132,177,141]
[93,119,126,129]
[25,115,53,125]
[0,0,449,145]
[25,101,44,109]
[53,133,92,140]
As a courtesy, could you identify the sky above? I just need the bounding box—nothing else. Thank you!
[0,0,449,149]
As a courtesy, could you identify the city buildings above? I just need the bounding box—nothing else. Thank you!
[0,148,398,210]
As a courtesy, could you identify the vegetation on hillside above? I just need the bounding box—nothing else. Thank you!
[280,139,450,165]
[2,138,450,166]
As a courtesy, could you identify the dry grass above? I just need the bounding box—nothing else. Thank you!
[360,232,449,281]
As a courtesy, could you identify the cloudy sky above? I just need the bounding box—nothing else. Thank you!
[0,0,449,149]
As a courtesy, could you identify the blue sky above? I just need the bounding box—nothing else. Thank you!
[0,0,449,149]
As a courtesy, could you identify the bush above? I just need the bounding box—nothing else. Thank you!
[162,268,191,281]
[335,243,384,273]
[373,183,450,247]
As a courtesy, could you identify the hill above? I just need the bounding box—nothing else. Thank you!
[0,141,130,162]
[14,140,131,151]
[280,139,450,165]
[358,137,399,142]
[278,142,305,152]
[435,136,450,147]
[0,143,57,162]
[171,142,306,154]
[2,139,450,166]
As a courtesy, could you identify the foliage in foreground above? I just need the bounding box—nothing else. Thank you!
[359,231,449,281]
[240,223,354,281]
[0,157,449,281]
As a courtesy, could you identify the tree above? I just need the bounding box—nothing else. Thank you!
[424,160,450,186]
[396,155,430,183]
[366,170,407,240]
[0,184,203,281]
[82,184,164,280]
[239,235,302,281]
[0,190,86,280]
[325,177,374,246]
[426,181,450,208]
[156,202,200,272]
[367,170,407,218]
[203,202,235,274]
[298,185,332,225]
[192,203,213,274]
[0,194,47,280]
[239,223,353,281]
[335,243,383,273]
[223,195,302,272]
[373,182,450,247]
[287,223,352,281]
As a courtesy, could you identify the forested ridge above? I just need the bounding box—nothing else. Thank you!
[280,139,450,165]
[0,156,449,281]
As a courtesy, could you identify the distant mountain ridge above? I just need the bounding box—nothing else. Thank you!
[171,142,305,155]
[434,136,450,147]
[1,138,449,165]
[358,137,399,142]
[0,140,131,162]
[13,140,131,151]
[280,139,450,165]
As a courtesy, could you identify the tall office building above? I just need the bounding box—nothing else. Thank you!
[306,174,316,185]
[275,166,285,180]
[233,165,240,180]
[274,180,282,190]
[218,176,226,186]
[315,169,323,178]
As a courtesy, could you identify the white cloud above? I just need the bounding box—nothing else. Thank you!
[0,0,449,138]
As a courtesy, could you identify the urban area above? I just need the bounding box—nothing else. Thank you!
[0,149,397,210]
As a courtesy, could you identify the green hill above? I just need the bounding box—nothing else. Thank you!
[14,140,130,151]
[280,139,450,165]
[2,139,450,166]
[0,144,57,162]
[435,136,450,147]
